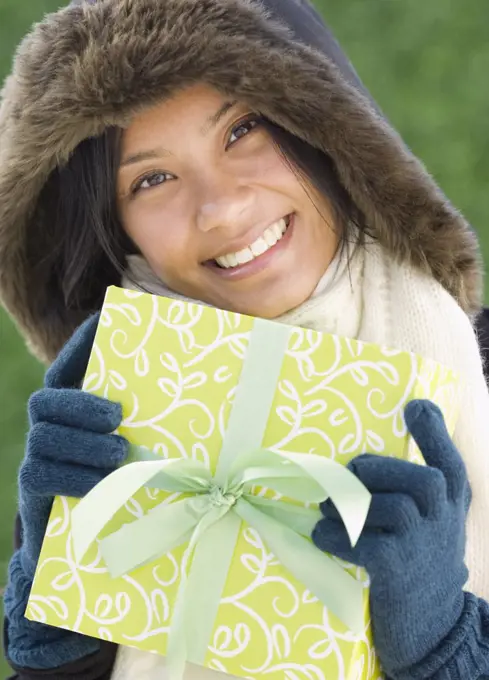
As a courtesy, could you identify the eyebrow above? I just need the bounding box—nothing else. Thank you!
[120,100,238,168]
[120,147,172,169]
[201,100,238,135]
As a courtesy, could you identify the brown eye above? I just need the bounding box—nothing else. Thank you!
[131,171,173,194]
[228,117,260,146]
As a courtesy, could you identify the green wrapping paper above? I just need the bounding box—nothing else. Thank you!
[27,285,459,680]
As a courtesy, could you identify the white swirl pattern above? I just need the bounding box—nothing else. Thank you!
[27,288,459,680]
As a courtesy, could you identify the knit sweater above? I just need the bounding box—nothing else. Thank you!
[112,239,489,680]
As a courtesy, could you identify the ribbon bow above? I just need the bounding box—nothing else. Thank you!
[72,444,370,677]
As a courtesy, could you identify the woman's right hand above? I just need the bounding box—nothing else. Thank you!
[4,313,128,670]
[19,312,129,578]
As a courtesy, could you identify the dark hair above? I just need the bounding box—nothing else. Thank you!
[32,118,367,312]
[30,127,128,313]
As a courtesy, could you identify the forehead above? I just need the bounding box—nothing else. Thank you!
[121,84,241,150]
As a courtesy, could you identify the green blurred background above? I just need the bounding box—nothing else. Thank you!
[0,0,488,671]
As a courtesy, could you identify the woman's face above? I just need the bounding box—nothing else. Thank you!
[117,84,339,318]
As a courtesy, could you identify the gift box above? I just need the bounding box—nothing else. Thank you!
[26,286,459,680]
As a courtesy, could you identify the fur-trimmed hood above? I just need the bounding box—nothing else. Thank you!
[0,0,483,363]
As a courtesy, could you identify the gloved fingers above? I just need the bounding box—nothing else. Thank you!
[16,493,58,575]
[312,515,393,568]
[312,516,365,565]
[27,422,128,469]
[345,453,447,518]
[404,400,467,502]
[16,493,52,533]
[363,493,421,533]
[44,313,100,390]
[19,456,115,499]
[29,388,123,433]
[321,492,420,534]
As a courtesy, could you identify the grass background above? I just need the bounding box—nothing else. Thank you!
[0,0,488,672]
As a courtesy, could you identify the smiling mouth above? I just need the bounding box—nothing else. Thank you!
[207,215,292,270]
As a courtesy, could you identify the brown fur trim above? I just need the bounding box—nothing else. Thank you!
[0,0,483,362]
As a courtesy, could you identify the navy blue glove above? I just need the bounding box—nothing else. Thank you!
[312,399,489,680]
[4,314,129,670]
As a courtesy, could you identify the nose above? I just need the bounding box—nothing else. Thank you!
[195,176,255,234]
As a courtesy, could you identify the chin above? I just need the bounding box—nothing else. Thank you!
[231,295,306,319]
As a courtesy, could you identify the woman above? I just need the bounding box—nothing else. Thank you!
[1,0,489,678]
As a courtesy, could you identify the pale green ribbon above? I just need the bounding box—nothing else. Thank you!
[71,319,371,678]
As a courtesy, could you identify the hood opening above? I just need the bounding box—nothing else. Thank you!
[0,0,482,362]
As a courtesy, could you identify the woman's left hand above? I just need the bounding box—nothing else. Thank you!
[312,399,471,678]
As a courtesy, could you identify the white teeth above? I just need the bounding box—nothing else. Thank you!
[235,248,254,264]
[250,237,269,256]
[264,229,277,247]
[217,254,231,268]
[273,222,282,240]
[215,217,288,269]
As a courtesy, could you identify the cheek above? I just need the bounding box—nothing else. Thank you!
[121,199,191,270]
[238,134,296,186]
[255,147,303,197]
